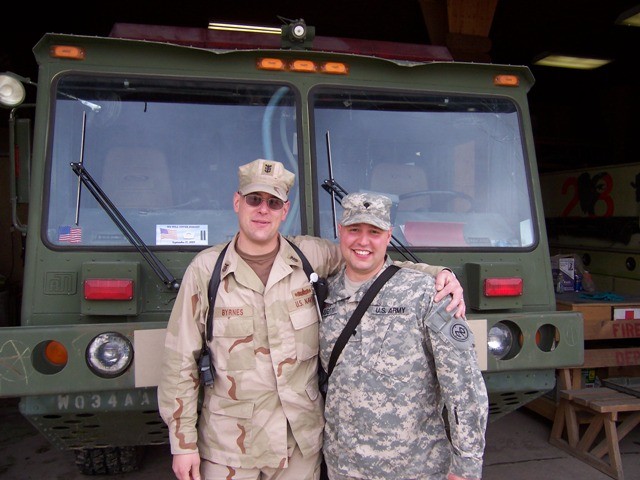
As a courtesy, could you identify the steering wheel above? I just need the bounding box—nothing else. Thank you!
[398,190,474,212]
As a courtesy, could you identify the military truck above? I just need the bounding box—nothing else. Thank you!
[0,19,583,473]
[541,163,640,294]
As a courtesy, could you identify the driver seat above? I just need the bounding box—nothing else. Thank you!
[102,147,174,209]
[369,162,429,211]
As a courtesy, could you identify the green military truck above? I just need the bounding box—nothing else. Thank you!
[0,19,583,473]
[541,163,640,294]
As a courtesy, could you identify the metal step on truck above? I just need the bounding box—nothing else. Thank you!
[0,18,583,474]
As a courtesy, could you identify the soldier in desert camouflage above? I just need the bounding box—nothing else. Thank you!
[158,160,466,480]
[320,192,488,480]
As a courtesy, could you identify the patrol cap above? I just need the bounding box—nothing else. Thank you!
[340,192,392,230]
[237,159,295,201]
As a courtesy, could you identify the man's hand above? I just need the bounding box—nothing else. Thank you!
[447,475,478,480]
[172,452,201,480]
[434,269,465,318]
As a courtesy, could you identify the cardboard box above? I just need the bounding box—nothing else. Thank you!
[551,256,575,292]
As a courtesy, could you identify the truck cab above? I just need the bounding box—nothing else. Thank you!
[0,20,583,473]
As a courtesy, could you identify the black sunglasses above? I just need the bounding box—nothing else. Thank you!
[242,193,286,211]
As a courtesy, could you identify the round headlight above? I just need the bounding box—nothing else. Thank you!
[86,332,133,378]
[488,322,513,360]
[0,74,27,108]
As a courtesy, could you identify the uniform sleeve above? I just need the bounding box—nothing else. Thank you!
[157,260,207,455]
[423,297,488,479]
[291,235,343,277]
[394,260,444,276]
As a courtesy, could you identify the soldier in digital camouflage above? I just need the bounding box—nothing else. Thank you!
[320,192,488,480]
[158,160,466,480]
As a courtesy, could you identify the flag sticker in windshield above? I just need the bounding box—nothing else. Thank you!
[156,225,208,245]
[58,225,82,243]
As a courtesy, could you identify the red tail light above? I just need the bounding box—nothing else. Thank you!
[484,277,523,297]
[84,279,134,300]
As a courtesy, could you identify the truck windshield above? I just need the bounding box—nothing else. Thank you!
[45,75,300,248]
[312,87,536,249]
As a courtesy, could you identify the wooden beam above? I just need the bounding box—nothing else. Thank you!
[447,0,498,36]
[419,0,497,62]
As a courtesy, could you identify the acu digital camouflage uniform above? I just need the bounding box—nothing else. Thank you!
[320,260,488,479]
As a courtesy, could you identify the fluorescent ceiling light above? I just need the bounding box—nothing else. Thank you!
[616,5,640,26]
[533,54,611,70]
[208,22,281,35]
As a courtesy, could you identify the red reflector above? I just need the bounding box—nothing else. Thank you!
[484,277,523,297]
[84,279,134,300]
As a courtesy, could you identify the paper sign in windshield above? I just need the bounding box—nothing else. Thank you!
[156,225,208,245]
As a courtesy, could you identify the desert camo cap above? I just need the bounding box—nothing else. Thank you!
[340,192,392,230]
[238,159,295,201]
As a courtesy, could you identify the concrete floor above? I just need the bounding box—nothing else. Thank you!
[1,397,639,480]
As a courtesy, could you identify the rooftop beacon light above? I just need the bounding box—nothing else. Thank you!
[208,17,315,50]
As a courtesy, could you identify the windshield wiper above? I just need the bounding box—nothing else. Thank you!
[70,112,180,291]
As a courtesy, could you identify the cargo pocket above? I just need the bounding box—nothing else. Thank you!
[212,315,256,371]
[202,393,254,455]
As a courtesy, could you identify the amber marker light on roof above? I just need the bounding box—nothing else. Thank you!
[321,62,349,75]
[257,58,286,70]
[50,45,86,60]
[289,60,317,72]
[494,75,519,87]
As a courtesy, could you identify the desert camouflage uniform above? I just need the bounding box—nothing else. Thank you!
[320,257,488,480]
[158,234,342,469]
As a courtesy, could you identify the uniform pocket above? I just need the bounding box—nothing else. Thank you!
[289,303,320,361]
[211,314,256,371]
[368,314,422,382]
[201,393,255,455]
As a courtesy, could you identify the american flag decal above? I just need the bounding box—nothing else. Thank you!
[160,228,178,240]
[58,225,82,243]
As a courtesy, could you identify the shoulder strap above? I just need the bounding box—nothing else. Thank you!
[285,238,314,280]
[206,243,230,342]
[326,264,400,377]
[286,237,330,309]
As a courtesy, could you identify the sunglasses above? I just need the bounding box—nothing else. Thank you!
[242,193,286,211]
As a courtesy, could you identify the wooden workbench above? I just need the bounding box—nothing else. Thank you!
[527,292,640,479]
[550,386,640,480]
[527,292,640,420]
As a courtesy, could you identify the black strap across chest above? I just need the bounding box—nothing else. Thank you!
[325,264,400,378]
[206,238,315,342]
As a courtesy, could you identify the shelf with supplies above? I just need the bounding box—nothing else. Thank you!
[555,291,640,391]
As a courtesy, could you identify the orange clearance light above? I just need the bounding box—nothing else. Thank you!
[50,45,86,60]
[257,58,286,71]
[494,74,519,87]
[321,62,349,75]
[484,277,523,297]
[45,340,69,366]
[84,279,134,300]
[290,59,317,73]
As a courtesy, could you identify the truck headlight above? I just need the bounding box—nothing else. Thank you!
[86,332,133,378]
[488,322,514,360]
